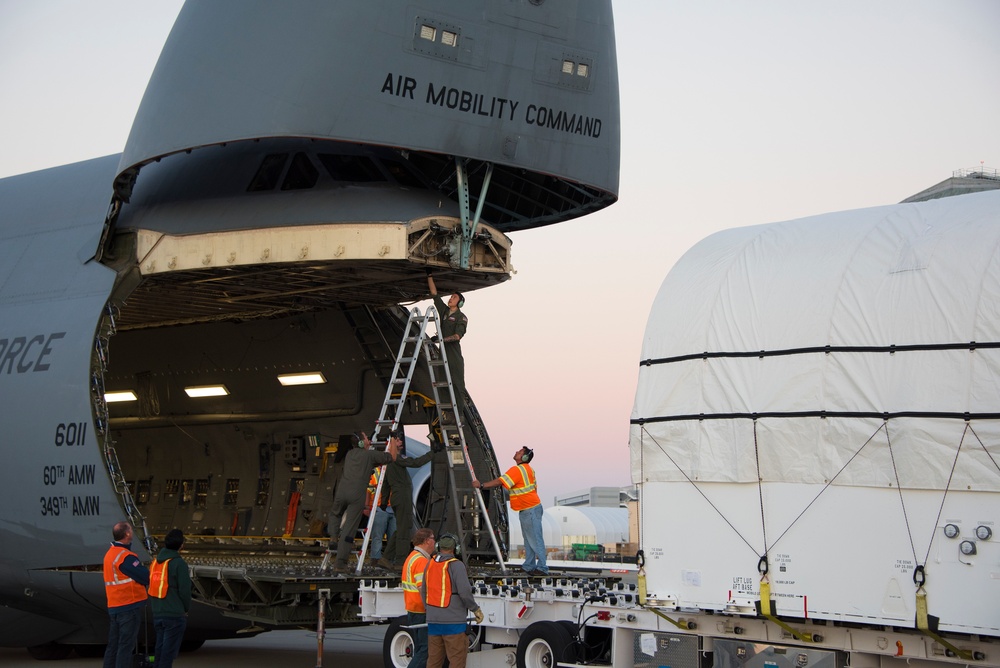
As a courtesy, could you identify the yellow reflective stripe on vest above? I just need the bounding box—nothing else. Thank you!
[106,551,134,586]
[402,553,424,592]
[149,559,171,598]
[428,557,456,607]
[508,465,536,496]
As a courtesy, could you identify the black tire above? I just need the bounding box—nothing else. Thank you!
[516,621,578,668]
[180,638,206,652]
[72,644,107,658]
[26,643,73,660]
[383,615,414,668]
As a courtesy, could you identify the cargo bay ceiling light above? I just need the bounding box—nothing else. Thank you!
[184,384,229,398]
[277,372,327,386]
[104,390,138,403]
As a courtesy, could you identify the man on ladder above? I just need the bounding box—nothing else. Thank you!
[359,302,507,572]
[427,273,468,414]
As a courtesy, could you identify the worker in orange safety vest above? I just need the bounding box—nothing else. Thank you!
[148,529,191,668]
[400,528,436,668]
[473,446,547,574]
[421,534,482,668]
[102,521,149,668]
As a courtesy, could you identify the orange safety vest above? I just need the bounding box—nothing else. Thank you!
[424,557,457,608]
[148,558,172,599]
[402,549,430,613]
[500,464,541,511]
[366,470,389,513]
[103,544,148,608]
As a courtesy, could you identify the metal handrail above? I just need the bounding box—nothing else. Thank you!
[953,166,999,180]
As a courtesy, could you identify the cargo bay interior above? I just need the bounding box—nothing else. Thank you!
[95,284,508,582]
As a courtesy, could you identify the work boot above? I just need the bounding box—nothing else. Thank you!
[377,557,394,571]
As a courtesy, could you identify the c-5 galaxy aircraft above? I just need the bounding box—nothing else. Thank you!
[0,0,619,659]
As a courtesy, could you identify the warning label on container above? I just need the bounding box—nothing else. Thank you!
[732,576,756,596]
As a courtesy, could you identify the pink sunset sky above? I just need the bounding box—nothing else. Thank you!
[1,0,998,502]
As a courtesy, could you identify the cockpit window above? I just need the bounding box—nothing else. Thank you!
[247,153,288,191]
[317,154,386,183]
[280,152,319,190]
[381,159,425,188]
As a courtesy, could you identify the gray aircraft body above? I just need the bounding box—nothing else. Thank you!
[0,0,620,659]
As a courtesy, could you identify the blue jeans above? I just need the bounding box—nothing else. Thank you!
[153,616,188,668]
[370,507,396,559]
[519,504,548,574]
[103,605,143,668]
[407,611,428,668]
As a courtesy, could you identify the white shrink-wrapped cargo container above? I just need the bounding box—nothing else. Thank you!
[631,190,1000,637]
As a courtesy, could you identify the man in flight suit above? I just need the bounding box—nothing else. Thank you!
[328,431,398,572]
[427,274,468,412]
[379,433,433,570]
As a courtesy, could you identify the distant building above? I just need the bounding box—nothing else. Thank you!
[903,166,999,203]
[554,485,637,508]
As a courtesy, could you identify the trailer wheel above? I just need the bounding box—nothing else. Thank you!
[383,616,414,668]
[516,621,577,668]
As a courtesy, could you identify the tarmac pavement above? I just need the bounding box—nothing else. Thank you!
[0,624,386,667]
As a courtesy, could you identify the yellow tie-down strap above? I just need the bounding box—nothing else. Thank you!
[916,590,972,660]
[647,605,696,631]
[759,580,815,644]
[636,571,694,630]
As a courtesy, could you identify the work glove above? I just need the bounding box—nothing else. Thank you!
[473,608,484,624]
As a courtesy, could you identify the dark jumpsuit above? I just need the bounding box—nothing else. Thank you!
[382,450,434,566]
[432,295,468,410]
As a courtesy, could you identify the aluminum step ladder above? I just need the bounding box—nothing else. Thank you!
[421,321,507,573]
[322,306,507,574]
[320,307,428,573]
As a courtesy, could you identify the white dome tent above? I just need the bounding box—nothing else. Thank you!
[506,506,629,559]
